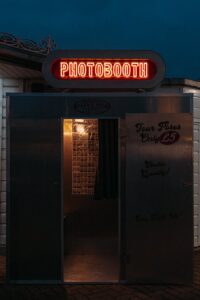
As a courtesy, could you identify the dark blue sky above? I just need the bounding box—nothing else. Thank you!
[1,0,200,79]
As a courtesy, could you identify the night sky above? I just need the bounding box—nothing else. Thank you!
[1,0,200,79]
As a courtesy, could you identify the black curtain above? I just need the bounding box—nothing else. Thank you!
[94,119,118,200]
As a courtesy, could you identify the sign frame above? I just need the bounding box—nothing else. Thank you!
[42,50,165,90]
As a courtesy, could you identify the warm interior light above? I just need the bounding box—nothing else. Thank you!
[75,124,87,135]
[75,119,84,123]
[64,119,72,136]
[64,119,88,136]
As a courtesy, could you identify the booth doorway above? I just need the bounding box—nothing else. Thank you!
[63,119,119,282]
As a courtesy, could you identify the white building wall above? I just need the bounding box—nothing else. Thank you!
[193,122,199,247]
[0,78,23,247]
[192,95,200,247]
[181,88,200,247]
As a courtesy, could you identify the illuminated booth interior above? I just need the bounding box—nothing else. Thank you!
[63,119,119,282]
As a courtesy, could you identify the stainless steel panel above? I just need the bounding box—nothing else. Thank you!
[7,93,193,284]
[7,119,62,282]
[125,113,193,283]
[8,94,192,119]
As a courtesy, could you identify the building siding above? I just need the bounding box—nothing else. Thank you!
[193,95,200,247]
[193,123,199,247]
[0,78,23,246]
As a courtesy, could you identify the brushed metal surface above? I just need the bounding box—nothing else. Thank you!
[7,93,193,283]
[8,93,192,119]
[7,119,62,282]
[125,113,193,283]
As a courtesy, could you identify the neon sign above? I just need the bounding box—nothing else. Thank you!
[42,50,165,89]
[53,60,152,80]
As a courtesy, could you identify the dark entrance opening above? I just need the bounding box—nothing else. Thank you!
[63,119,119,282]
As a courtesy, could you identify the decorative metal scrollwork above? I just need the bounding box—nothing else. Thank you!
[0,33,56,55]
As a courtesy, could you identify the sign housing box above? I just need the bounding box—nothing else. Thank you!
[42,50,165,90]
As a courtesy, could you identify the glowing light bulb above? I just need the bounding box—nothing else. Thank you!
[76,124,86,135]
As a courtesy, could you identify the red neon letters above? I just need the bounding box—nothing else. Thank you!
[51,59,155,80]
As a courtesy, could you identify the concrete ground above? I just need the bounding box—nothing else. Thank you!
[0,250,200,299]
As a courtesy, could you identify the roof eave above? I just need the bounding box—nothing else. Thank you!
[0,44,45,70]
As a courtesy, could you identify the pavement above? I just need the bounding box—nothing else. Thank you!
[0,251,199,300]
